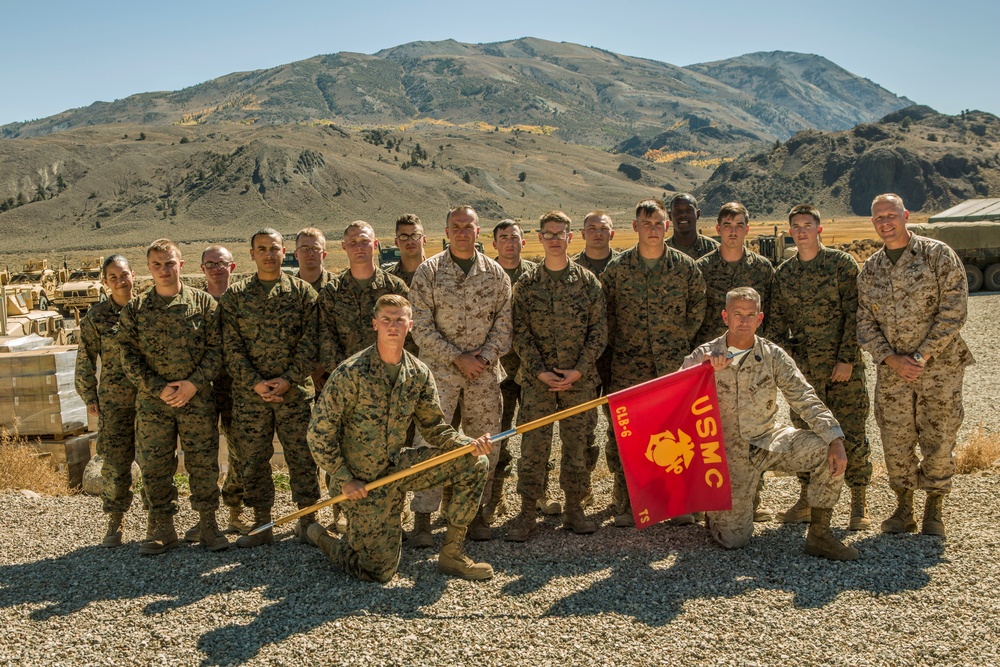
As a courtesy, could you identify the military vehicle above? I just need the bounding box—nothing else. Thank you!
[52,257,106,315]
[0,289,67,344]
[755,227,797,265]
[908,222,1000,292]
[379,245,402,270]
[6,259,59,311]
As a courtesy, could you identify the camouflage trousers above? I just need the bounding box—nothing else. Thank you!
[791,371,872,488]
[217,395,245,509]
[516,381,596,501]
[410,378,502,514]
[874,362,964,492]
[605,370,659,509]
[496,376,521,480]
[583,349,614,473]
[708,430,843,549]
[96,400,141,514]
[231,389,320,510]
[135,392,220,517]
[328,448,489,583]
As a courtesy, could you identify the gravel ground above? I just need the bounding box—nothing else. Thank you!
[2,295,998,667]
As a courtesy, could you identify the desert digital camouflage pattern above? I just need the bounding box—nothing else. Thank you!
[308,346,487,582]
[75,299,140,514]
[770,245,871,488]
[695,248,774,345]
[222,273,320,510]
[682,335,845,548]
[512,262,607,500]
[117,285,222,517]
[857,233,975,492]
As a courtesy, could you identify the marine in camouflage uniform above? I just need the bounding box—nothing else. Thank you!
[306,295,492,582]
[601,199,706,525]
[222,229,321,546]
[508,213,607,541]
[408,206,512,542]
[666,193,720,260]
[386,213,428,288]
[769,205,871,529]
[117,240,225,555]
[695,250,773,345]
[857,194,974,537]
[666,234,720,260]
[680,287,856,561]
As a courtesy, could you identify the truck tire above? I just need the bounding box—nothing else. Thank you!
[965,264,983,293]
[984,263,1000,292]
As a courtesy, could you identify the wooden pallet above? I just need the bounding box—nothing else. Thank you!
[24,426,86,442]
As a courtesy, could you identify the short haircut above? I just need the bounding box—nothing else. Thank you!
[492,219,522,239]
[538,210,572,230]
[146,238,180,258]
[395,214,423,233]
[373,294,412,318]
[871,193,906,215]
[717,202,750,224]
[343,220,375,238]
[669,193,699,210]
[296,227,326,247]
[201,244,233,263]
[635,198,667,219]
[725,286,761,310]
[102,254,131,277]
[788,204,821,225]
[446,204,478,225]
[250,228,281,247]
[583,210,613,228]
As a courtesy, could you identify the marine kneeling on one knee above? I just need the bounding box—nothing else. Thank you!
[681,286,859,561]
[304,294,495,582]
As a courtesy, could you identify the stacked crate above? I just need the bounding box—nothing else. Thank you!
[0,346,87,437]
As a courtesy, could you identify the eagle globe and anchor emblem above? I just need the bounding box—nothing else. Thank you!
[645,428,695,474]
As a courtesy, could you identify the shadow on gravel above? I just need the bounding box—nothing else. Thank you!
[497,522,946,626]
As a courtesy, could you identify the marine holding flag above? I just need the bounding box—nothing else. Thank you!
[680,287,859,561]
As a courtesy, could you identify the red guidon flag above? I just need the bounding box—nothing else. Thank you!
[607,362,732,530]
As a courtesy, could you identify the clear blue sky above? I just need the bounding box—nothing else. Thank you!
[2,0,996,126]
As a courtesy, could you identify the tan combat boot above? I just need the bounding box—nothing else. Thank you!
[536,478,562,515]
[293,512,318,545]
[922,492,946,537]
[139,514,179,555]
[182,521,201,543]
[327,504,349,535]
[408,512,434,548]
[753,482,773,522]
[849,487,872,531]
[467,507,493,541]
[804,507,859,561]
[438,525,494,580]
[235,508,275,548]
[482,474,508,524]
[306,522,340,561]
[612,475,635,528]
[777,483,811,523]
[226,505,253,535]
[881,487,917,534]
[102,512,125,548]
[563,495,598,535]
[506,496,539,542]
[198,511,230,551]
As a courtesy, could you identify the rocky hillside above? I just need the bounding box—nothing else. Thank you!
[696,107,1000,216]
[2,38,910,157]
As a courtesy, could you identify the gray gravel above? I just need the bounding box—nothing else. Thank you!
[1,296,998,667]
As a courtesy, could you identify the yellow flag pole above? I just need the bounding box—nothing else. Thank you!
[250,395,610,535]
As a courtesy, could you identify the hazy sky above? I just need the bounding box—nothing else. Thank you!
[2,0,996,126]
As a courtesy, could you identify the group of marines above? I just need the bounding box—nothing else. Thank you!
[75,190,972,583]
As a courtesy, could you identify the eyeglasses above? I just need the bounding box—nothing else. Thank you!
[297,246,325,254]
[396,233,424,242]
[540,232,569,241]
[201,261,231,270]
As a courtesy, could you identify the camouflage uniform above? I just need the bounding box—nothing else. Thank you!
[308,346,488,582]
[387,261,418,288]
[770,245,871,488]
[601,245,706,498]
[513,262,607,500]
[117,285,222,517]
[203,289,243,510]
[682,335,846,548]
[222,274,320,511]
[317,267,410,373]
[498,259,536,479]
[667,234,720,260]
[857,234,974,492]
[695,248,774,344]
[409,250,512,514]
[75,299,141,514]
[306,269,335,294]
[573,249,619,471]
